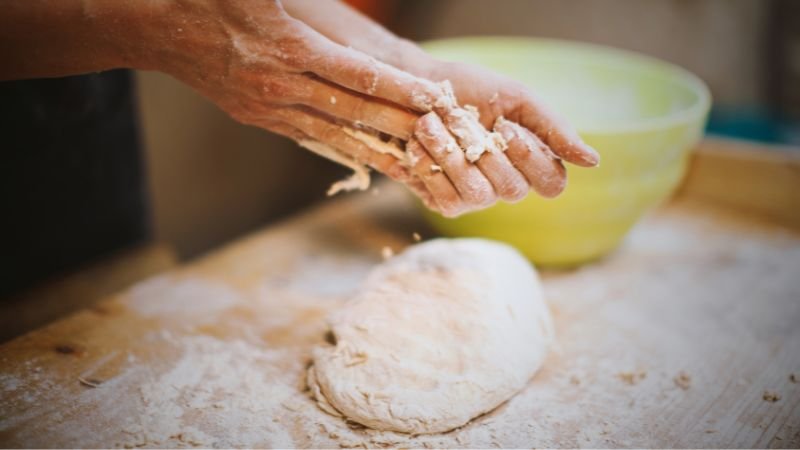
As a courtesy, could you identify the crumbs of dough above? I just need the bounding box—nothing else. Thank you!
[673,371,691,390]
[298,139,370,196]
[342,128,406,161]
[405,148,421,167]
[617,370,647,385]
[762,391,781,402]
[433,80,457,109]
[447,106,507,162]
[463,104,481,120]
[78,377,102,388]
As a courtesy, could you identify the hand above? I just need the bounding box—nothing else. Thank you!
[128,0,462,203]
[427,60,600,185]
[144,0,558,216]
[398,60,601,216]
[2,0,599,218]
[281,0,600,217]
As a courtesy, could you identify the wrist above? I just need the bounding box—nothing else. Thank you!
[83,0,179,71]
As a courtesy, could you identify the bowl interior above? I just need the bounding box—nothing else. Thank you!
[422,37,710,134]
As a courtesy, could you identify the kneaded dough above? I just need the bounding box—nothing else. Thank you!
[307,238,554,434]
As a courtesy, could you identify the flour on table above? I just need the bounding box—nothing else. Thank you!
[307,238,554,434]
[124,276,238,322]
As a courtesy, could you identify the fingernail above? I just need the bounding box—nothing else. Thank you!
[583,144,601,167]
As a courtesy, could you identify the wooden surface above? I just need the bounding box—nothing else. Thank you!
[0,243,178,343]
[1,142,800,448]
[679,138,800,229]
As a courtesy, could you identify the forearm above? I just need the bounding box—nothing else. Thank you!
[2,0,122,81]
[281,0,438,78]
[0,0,169,81]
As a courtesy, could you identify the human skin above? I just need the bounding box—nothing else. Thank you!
[1,0,598,217]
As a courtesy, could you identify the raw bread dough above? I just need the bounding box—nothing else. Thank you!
[307,238,554,434]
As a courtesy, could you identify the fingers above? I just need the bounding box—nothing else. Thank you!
[471,145,530,204]
[414,112,496,208]
[258,120,308,143]
[517,93,600,167]
[406,139,465,217]
[283,73,418,140]
[494,117,566,198]
[437,105,506,163]
[430,82,506,163]
[256,118,370,194]
[299,29,446,112]
[258,111,437,206]
[405,176,439,212]
[268,106,411,181]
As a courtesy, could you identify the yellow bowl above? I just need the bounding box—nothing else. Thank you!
[420,37,711,267]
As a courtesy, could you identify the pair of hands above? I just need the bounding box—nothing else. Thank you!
[133,0,599,216]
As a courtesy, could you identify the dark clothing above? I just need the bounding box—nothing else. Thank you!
[0,70,149,298]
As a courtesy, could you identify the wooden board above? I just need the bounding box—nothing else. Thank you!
[1,139,799,448]
[0,243,178,343]
[679,137,800,229]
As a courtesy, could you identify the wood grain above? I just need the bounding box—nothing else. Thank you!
[678,137,800,229]
[0,243,177,343]
[1,142,799,448]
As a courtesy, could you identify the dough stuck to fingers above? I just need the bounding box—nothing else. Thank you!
[414,112,496,208]
[432,80,507,163]
[291,73,418,140]
[494,116,567,198]
[269,103,413,196]
[406,138,465,217]
[257,119,376,196]
[297,139,371,196]
[341,127,406,161]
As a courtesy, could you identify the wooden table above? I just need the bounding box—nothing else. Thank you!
[1,139,799,448]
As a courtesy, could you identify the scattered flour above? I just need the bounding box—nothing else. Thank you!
[124,276,238,321]
[3,197,799,448]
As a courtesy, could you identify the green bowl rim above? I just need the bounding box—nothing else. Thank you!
[421,36,712,135]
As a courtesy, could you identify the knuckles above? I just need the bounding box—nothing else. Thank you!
[537,169,567,198]
[260,76,297,101]
[497,179,529,203]
[347,60,381,94]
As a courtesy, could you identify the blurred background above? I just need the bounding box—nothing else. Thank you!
[2,0,799,340]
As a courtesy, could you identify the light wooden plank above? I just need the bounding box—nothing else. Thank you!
[678,137,800,228]
[1,178,798,448]
[0,243,178,343]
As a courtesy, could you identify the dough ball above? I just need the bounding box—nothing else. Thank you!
[307,238,554,434]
